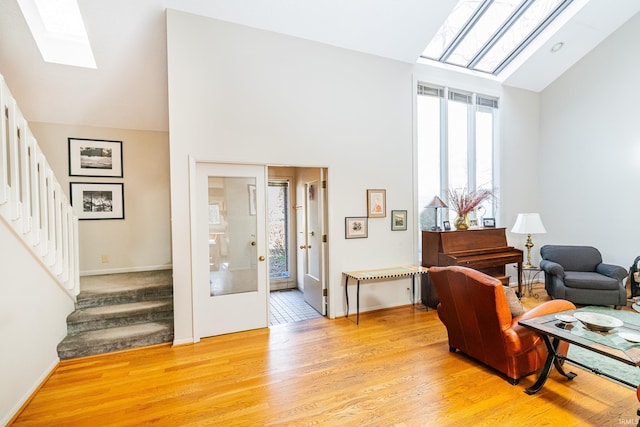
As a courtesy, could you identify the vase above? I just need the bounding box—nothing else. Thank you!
[454,214,470,231]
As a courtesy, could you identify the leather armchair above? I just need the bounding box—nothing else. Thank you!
[540,245,628,307]
[429,266,576,384]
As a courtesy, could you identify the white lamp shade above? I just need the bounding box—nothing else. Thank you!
[511,213,547,234]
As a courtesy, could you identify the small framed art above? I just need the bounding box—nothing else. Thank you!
[367,189,386,218]
[443,220,451,231]
[345,217,368,239]
[70,182,125,220]
[483,217,496,228]
[391,210,407,231]
[68,138,123,177]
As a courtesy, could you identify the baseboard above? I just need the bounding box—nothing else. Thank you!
[80,264,172,276]
[173,338,195,346]
[3,358,59,426]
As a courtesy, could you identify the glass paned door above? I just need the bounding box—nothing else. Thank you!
[196,163,268,338]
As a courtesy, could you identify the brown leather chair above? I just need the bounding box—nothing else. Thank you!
[429,266,576,384]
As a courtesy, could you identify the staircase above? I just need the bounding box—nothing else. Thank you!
[57,270,174,360]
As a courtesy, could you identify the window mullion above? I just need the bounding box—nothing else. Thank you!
[440,88,449,199]
[467,94,476,191]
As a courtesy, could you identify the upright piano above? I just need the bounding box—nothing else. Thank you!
[421,228,523,308]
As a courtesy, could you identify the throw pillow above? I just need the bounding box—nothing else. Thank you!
[502,285,525,318]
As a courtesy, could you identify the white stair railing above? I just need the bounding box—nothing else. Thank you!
[0,73,79,299]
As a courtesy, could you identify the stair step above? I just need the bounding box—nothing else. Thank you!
[67,299,173,334]
[76,270,173,309]
[57,321,174,360]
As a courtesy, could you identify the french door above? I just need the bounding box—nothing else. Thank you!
[194,162,268,338]
[302,168,327,315]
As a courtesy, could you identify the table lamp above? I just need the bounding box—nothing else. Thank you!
[511,213,547,268]
[425,196,448,231]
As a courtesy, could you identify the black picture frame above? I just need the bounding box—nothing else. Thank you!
[443,220,451,231]
[345,217,368,239]
[483,217,496,228]
[68,137,123,177]
[70,182,125,220]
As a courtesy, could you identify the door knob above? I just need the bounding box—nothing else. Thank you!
[258,256,265,261]
[251,241,256,246]
[300,245,306,249]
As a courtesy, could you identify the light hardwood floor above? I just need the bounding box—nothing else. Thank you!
[10,284,640,426]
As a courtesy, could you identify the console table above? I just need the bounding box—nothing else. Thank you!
[343,265,427,325]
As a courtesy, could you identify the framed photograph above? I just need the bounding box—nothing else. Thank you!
[68,138,123,177]
[469,218,479,228]
[483,217,496,228]
[443,220,451,231]
[345,217,368,239]
[70,183,124,220]
[366,189,386,218]
[248,184,256,215]
[391,210,407,231]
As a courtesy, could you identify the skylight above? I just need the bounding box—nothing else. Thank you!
[421,0,573,75]
[17,0,96,68]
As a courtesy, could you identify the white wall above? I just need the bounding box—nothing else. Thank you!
[499,87,543,270]
[0,222,74,425]
[30,123,172,274]
[539,12,640,268]
[167,10,417,342]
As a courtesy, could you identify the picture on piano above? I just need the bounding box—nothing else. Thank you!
[483,218,496,228]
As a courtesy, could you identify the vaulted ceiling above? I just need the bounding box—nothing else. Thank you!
[0,0,638,132]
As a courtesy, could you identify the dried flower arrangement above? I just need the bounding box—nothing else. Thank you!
[447,187,494,217]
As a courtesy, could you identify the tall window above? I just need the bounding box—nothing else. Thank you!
[417,83,498,231]
[267,180,290,280]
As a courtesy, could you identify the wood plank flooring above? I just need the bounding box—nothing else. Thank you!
[10,285,640,426]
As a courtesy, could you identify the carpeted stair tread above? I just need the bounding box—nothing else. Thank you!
[69,299,173,321]
[57,321,173,359]
[80,270,172,290]
[76,270,173,309]
[67,299,173,334]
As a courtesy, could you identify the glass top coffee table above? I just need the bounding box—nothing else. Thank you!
[518,308,640,395]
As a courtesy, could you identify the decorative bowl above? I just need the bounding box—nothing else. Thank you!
[618,332,640,343]
[574,312,623,332]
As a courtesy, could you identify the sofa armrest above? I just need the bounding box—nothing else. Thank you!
[596,263,628,281]
[517,299,576,322]
[540,259,564,277]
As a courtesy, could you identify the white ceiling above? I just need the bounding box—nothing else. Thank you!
[0,0,638,132]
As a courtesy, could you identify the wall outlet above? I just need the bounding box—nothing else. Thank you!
[100,254,110,264]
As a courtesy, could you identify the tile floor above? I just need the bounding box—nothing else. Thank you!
[270,288,323,326]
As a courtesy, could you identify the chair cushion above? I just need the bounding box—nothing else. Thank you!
[502,286,525,317]
[540,245,602,272]
[564,271,620,290]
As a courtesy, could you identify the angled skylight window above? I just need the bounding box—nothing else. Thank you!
[17,0,96,68]
[421,0,573,75]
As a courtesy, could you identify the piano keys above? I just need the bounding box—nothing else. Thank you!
[421,228,523,308]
